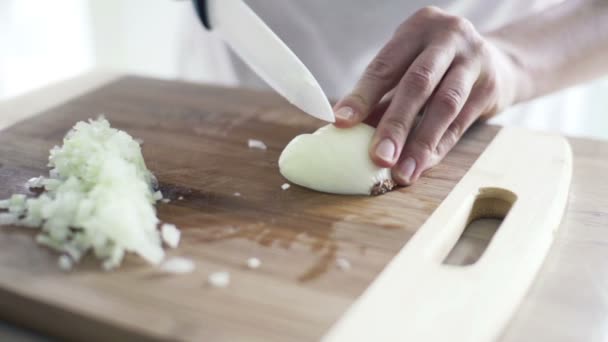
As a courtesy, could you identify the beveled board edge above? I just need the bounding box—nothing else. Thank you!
[323,127,573,342]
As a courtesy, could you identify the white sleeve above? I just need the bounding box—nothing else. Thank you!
[175,5,238,87]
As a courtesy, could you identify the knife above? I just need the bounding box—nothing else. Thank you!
[192,0,335,122]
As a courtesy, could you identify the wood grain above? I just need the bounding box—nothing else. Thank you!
[0,76,494,341]
[0,76,605,341]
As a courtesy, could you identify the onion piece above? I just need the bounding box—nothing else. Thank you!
[279,124,396,195]
[26,176,45,189]
[0,213,18,225]
[208,271,230,288]
[152,191,163,201]
[161,223,181,248]
[58,255,73,271]
[160,257,195,274]
[247,257,261,269]
[248,139,267,150]
[336,257,352,271]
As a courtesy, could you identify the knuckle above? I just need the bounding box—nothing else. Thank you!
[436,87,465,114]
[411,137,435,156]
[436,122,462,157]
[446,121,464,141]
[381,116,411,139]
[344,92,370,112]
[395,19,413,34]
[468,34,486,54]
[415,6,442,18]
[445,16,474,35]
[434,120,467,157]
[405,65,435,94]
[480,73,498,94]
[365,57,396,82]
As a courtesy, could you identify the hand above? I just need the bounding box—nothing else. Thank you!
[333,6,523,186]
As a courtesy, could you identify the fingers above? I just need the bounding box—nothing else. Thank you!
[392,61,480,184]
[394,87,487,185]
[360,88,395,127]
[333,27,423,127]
[370,45,455,167]
[331,6,503,187]
[362,100,392,127]
[435,86,491,159]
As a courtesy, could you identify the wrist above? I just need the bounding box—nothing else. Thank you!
[485,33,537,106]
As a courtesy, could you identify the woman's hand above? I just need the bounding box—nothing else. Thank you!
[333,6,525,186]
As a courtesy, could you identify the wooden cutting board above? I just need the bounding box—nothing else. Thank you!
[0,76,606,341]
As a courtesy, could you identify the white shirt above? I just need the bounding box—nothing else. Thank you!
[177,0,608,139]
[179,0,561,95]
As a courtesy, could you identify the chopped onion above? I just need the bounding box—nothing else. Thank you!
[58,255,73,271]
[26,176,45,189]
[160,257,195,274]
[247,257,261,269]
[0,117,182,270]
[7,194,26,214]
[281,183,290,191]
[208,271,230,288]
[248,139,267,150]
[161,223,181,248]
[336,257,352,271]
[152,191,163,201]
[0,213,18,225]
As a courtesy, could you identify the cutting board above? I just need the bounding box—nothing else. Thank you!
[0,76,601,341]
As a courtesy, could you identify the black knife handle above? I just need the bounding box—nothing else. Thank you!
[193,0,211,30]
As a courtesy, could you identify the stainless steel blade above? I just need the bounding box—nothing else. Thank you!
[208,0,335,122]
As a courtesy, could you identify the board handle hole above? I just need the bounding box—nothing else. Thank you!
[443,187,517,266]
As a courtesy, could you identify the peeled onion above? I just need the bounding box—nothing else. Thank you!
[278,124,395,195]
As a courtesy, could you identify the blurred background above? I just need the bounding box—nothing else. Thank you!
[1,0,606,139]
[0,0,193,99]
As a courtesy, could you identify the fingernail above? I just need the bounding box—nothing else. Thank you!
[398,157,417,183]
[375,139,396,162]
[335,107,354,120]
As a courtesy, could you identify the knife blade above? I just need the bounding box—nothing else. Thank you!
[193,0,335,122]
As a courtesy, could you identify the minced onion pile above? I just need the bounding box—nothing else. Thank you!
[0,117,180,270]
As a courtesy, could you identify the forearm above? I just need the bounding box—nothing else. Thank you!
[486,0,608,103]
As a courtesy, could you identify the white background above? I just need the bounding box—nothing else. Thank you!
[0,0,191,99]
